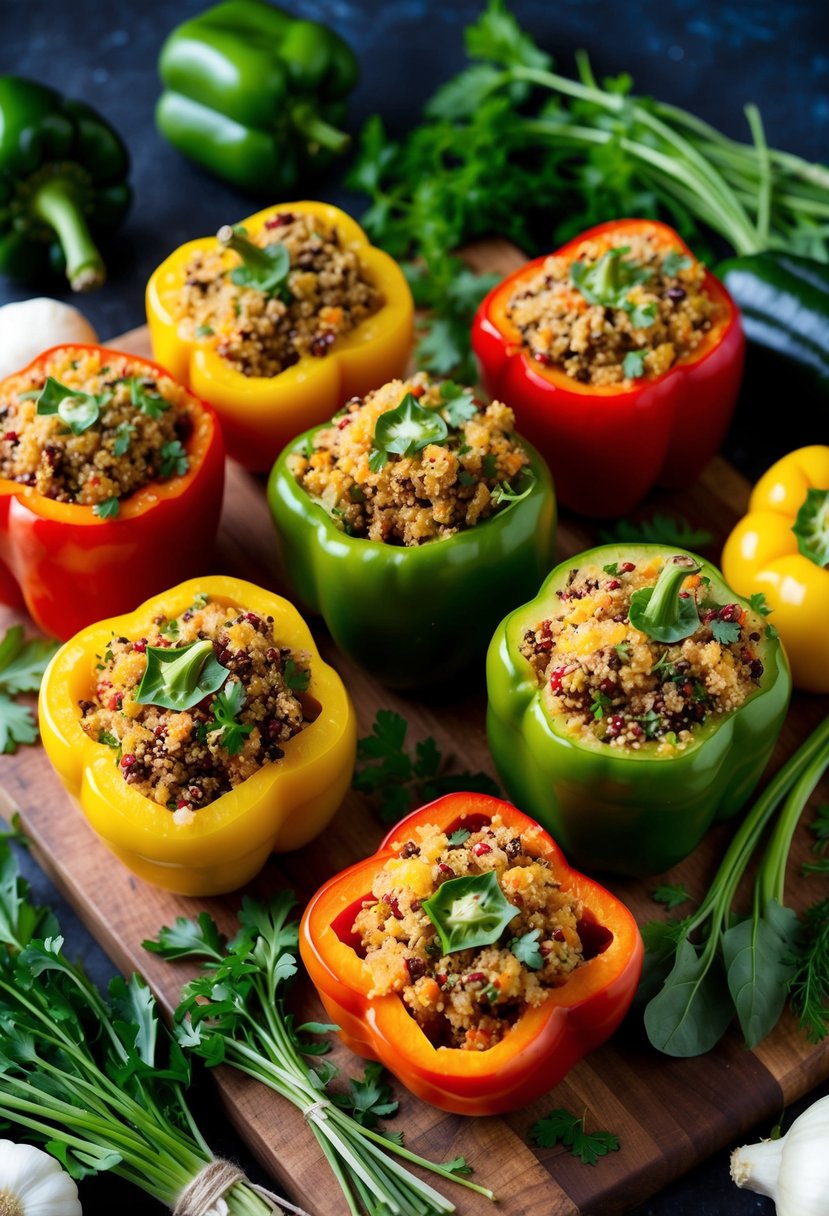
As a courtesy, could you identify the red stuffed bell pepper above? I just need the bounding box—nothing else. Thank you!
[0,344,225,639]
[300,792,643,1116]
[472,219,745,517]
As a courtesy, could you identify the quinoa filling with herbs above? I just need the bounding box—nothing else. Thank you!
[520,556,767,751]
[506,229,721,386]
[288,372,532,545]
[177,211,381,378]
[352,815,584,1050]
[79,595,311,817]
[0,349,193,511]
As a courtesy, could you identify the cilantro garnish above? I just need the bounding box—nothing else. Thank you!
[530,1107,620,1165]
[330,1061,399,1128]
[0,626,59,754]
[510,928,543,970]
[662,249,693,276]
[590,690,611,721]
[159,440,189,480]
[98,731,120,749]
[128,377,170,420]
[204,680,253,755]
[710,618,741,646]
[622,349,647,379]
[447,828,471,847]
[652,883,693,909]
[369,392,449,471]
[283,658,310,692]
[34,376,111,435]
[603,563,620,576]
[353,709,499,824]
[490,471,535,505]
[92,497,120,520]
[439,381,479,427]
[748,592,773,617]
[113,421,134,457]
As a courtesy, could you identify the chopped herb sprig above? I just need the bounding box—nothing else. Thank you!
[0,626,59,754]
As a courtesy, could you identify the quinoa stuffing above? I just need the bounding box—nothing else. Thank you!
[352,815,584,1050]
[506,227,721,386]
[520,555,768,751]
[0,348,194,512]
[288,372,532,545]
[79,595,311,819]
[176,210,381,377]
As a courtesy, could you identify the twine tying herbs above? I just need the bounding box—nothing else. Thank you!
[173,1159,311,1216]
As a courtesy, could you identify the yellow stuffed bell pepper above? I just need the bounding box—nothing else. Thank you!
[722,445,829,693]
[145,201,414,472]
[39,575,357,895]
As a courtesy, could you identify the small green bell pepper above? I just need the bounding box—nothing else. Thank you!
[0,77,131,292]
[486,544,791,877]
[156,0,359,194]
[267,429,556,690]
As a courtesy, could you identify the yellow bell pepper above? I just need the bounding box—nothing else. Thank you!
[38,575,357,895]
[145,201,414,472]
[721,445,829,694]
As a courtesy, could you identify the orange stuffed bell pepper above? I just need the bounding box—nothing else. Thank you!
[300,792,642,1116]
[722,444,829,693]
[0,344,225,640]
[39,575,356,896]
[472,218,744,517]
[146,201,414,472]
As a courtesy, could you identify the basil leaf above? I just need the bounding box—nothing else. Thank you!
[135,639,228,711]
[370,392,449,464]
[422,870,516,955]
[569,246,652,310]
[219,225,292,299]
[35,377,109,435]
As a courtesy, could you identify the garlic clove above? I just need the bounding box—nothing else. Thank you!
[0,298,98,379]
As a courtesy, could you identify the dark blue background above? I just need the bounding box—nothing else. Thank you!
[2,1,828,1212]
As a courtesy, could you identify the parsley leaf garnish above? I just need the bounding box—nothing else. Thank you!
[92,497,120,520]
[128,377,170,420]
[283,658,310,692]
[204,681,253,756]
[330,1061,399,1128]
[530,1108,620,1165]
[510,928,543,970]
[0,625,59,754]
[353,709,499,824]
[440,381,479,427]
[748,592,773,617]
[710,618,741,646]
[447,828,471,846]
[652,883,693,909]
[598,512,712,549]
[662,249,693,276]
[590,690,611,720]
[622,349,647,379]
[490,471,535,505]
[158,440,189,480]
[113,421,134,457]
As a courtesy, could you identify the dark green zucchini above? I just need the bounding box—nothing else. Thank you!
[718,251,829,396]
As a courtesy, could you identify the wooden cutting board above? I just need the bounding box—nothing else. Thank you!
[2,239,828,1216]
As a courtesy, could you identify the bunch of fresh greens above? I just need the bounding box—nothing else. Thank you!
[348,0,829,376]
[0,839,276,1214]
[145,893,496,1216]
[0,625,59,754]
[642,715,829,1056]
[353,708,499,824]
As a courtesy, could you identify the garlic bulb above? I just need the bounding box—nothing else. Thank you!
[0,1141,82,1216]
[730,1094,829,1216]
[0,298,98,378]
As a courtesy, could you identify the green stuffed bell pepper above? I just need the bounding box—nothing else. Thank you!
[486,544,791,876]
[0,77,131,291]
[156,0,358,194]
[267,374,556,689]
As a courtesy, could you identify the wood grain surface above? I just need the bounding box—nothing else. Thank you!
[1,243,828,1216]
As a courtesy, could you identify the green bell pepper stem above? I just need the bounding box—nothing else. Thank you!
[31,176,105,291]
[640,556,701,633]
[290,102,349,154]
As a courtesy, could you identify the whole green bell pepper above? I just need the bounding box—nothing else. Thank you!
[0,77,131,292]
[267,428,556,690]
[156,0,358,194]
[486,544,791,877]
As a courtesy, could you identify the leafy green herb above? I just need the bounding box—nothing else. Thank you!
[219,224,292,299]
[765,622,780,640]
[788,897,829,1043]
[603,562,619,576]
[792,488,829,567]
[570,246,653,323]
[530,1108,620,1165]
[159,618,179,640]
[510,928,543,970]
[135,639,228,711]
[440,381,479,427]
[622,349,647,379]
[158,440,189,480]
[490,471,535,505]
[748,592,773,617]
[0,840,278,1211]
[442,1157,473,1177]
[98,731,120,749]
[204,681,252,756]
[283,658,311,692]
[629,557,701,643]
[353,709,500,824]
[190,592,209,611]
[662,250,693,276]
[447,828,471,847]
[0,626,59,754]
[34,376,110,435]
[369,392,449,471]
[638,709,663,740]
[614,641,631,662]
[458,469,477,487]
[597,513,713,549]
[113,421,134,457]
[644,717,829,1056]
[195,324,214,338]
[803,804,829,876]
[590,690,611,721]
[710,617,741,646]
[127,377,169,420]
[92,497,120,520]
[423,871,516,954]
[652,883,692,910]
[146,894,495,1212]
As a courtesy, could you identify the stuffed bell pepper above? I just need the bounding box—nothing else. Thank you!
[39,576,356,896]
[487,545,790,876]
[0,344,224,639]
[722,444,829,694]
[146,201,413,471]
[267,372,556,688]
[472,219,745,517]
[300,792,643,1116]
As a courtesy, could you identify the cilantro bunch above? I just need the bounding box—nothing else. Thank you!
[0,625,58,753]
